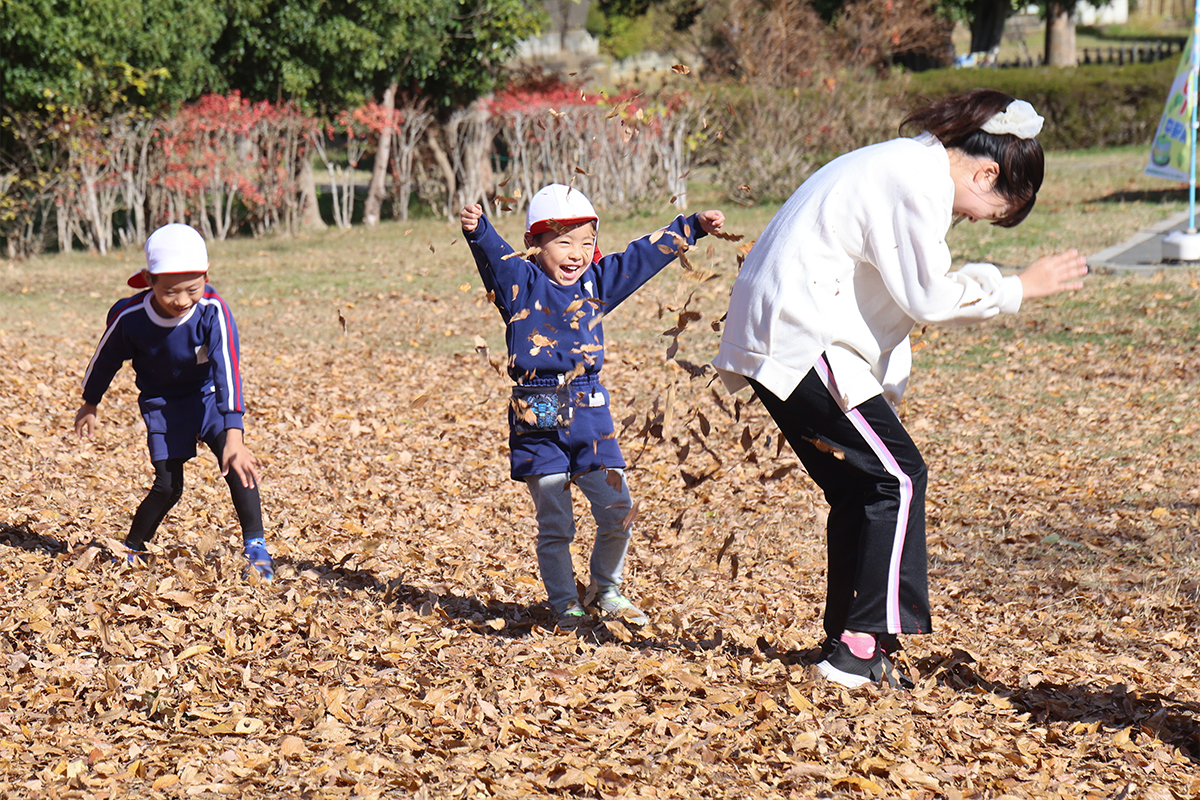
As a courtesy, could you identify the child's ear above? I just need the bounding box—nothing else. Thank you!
[523,232,536,249]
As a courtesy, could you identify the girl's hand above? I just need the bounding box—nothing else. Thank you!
[461,204,484,232]
[697,210,726,235]
[75,403,98,438]
[221,428,261,489]
[1018,249,1088,300]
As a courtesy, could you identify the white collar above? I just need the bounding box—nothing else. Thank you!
[142,293,198,328]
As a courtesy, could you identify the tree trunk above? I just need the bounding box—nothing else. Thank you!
[425,126,457,220]
[298,158,326,230]
[969,0,1010,54]
[1045,1,1076,67]
[363,81,397,227]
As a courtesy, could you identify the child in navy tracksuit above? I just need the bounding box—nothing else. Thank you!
[462,184,725,626]
[74,223,274,579]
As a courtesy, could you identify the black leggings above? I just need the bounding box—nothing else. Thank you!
[750,362,930,639]
[126,430,263,550]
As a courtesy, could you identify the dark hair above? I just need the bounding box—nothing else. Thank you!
[901,89,1044,228]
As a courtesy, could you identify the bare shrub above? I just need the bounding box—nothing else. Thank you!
[701,0,953,82]
[711,78,904,204]
[834,0,956,70]
[446,104,496,214]
[388,103,434,222]
[0,113,69,258]
[703,0,834,86]
[488,88,703,217]
[689,0,919,203]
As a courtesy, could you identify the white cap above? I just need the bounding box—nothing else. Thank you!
[129,223,208,288]
[525,184,598,236]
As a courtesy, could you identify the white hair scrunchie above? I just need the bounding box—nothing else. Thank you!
[981,99,1044,139]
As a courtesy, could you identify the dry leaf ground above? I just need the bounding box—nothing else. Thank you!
[2,150,1199,798]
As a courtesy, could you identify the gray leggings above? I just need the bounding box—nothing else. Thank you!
[524,469,635,613]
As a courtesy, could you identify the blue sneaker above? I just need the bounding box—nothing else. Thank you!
[119,543,149,565]
[242,538,274,581]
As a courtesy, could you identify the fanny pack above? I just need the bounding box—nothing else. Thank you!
[511,383,572,432]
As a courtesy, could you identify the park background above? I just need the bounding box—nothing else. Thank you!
[3,0,1200,797]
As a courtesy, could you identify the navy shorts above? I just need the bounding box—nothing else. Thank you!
[140,389,226,462]
[508,378,625,479]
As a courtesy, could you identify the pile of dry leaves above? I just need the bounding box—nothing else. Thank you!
[1,246,1199,799]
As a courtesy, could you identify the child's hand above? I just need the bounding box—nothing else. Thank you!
[461,204,484,233]
[697,210,726,235]
[1018,249,1088,300]
[221,428,261,489]
[75,403,98,438]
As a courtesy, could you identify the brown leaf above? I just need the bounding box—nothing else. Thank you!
[621,499,640,529]
[803,435,845,460]
[280,736,307,757]
[604,620,633,642]
[503,247,542,262]
[715,530,736,564]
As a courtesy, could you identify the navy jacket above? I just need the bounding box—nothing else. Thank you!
[465,212,705,478]
[82,286,245,430]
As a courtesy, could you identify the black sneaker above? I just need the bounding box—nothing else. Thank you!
[878,651,915,690]
[816,638,912,689]
[877,632,902,656]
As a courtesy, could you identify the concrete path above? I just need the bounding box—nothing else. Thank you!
[1089,211,1200,275]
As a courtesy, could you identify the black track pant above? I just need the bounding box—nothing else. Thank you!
[126,430,263,550]
[750,357,931,639]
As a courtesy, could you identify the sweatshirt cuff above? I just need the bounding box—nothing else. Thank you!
[999,274,1023,314]
[223,412,245,431]
[463,214,490,241]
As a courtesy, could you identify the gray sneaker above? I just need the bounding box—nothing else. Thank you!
[594,593,649,626]
[556,603,587,629]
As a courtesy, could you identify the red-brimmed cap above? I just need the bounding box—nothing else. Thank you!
[525,184,601,262]
[129,223,209,288]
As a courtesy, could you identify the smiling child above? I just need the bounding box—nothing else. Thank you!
[462,185,724,627]
[75,223,274,579]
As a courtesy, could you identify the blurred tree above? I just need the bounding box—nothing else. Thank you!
[968,0,1014,55]
[586,0,705,59]
[2,0,225,113]
[213,0,540,113]
[2,0,540,114]
[200,0,541,226]
[4,0,540,228]
[1043,0,1077,67]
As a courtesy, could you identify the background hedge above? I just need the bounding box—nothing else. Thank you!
[904,60,1178,150]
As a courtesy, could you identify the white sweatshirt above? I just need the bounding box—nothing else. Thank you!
[713,133,1023,410]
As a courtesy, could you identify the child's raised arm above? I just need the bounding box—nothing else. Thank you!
[461,204,484,233]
